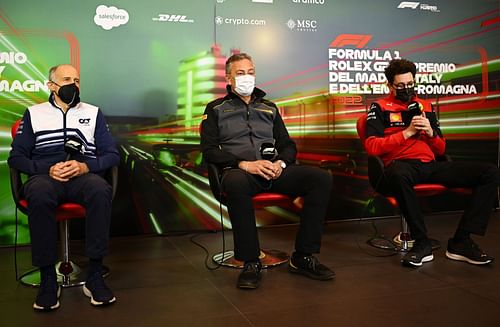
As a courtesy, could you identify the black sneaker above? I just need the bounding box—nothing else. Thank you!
[237,261,262,289]
[83,272,116,306]
[288,254,335,280]
[33,274,61,311]
[401,240,434,267]
[445,238,494,265]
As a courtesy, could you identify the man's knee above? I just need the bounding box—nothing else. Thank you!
[309,167,332,192]
[385,166,413,187]
[221,169,252,194]
[482,164,500,185]
[23,176,59,205]
[81,174,112,200]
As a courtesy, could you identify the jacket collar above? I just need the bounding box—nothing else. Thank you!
[225,84,267,104]
[387,92,418,107]
[48,93,80,111]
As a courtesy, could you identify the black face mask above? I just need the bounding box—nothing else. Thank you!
[395,87,415,103]
[55,83,80,107]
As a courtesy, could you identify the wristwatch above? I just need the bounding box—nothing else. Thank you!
[279,160,287,169]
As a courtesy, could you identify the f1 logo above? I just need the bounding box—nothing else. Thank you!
[330,34,372,48]
[397,2,420,9]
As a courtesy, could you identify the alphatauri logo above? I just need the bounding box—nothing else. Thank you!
[79,118,91,125]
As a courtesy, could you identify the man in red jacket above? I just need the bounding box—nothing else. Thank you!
[365,58,500,267]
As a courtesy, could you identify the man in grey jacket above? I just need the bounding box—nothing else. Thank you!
[201,53,334,290]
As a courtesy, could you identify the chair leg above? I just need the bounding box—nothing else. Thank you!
[367,215,415,252]
[20,221,109,288]
[398,215,413,251]
[212,249,289,269]
[57,220,86,288]
[392,216,441,251]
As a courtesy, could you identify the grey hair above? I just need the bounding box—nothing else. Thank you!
[48,65,61,82]
[225,53,253,75]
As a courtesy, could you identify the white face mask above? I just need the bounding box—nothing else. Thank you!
[234,74,255,96]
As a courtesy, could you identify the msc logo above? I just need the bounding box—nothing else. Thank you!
[330,34,372,48]
[397,1,420,9]
[152,14,194,23]
[79,118,91,125]
[286,18,317,32]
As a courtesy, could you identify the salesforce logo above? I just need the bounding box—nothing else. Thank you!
[94,5,129,31]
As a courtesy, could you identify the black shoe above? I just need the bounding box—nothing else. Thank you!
[288,254,335,280]
[33,274,61,311]
[402,240,434,267]
[83,271,116,306]
[237,261,262,289]
[446,238,494,265]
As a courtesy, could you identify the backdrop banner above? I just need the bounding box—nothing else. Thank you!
[0,0,498,243]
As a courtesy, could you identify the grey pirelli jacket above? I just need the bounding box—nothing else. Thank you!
[201,86,297,168]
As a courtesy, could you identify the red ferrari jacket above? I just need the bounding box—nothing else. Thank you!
[364,94,446,166]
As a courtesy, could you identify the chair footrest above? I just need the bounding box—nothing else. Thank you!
[212,249,289,268]
[20,261,110,288]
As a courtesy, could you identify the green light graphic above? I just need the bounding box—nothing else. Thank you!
[176,45,228,130]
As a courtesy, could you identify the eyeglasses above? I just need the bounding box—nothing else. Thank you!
[392,82,415,90]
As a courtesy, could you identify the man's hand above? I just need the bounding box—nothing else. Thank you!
[49,160,89,181]
[412,112,434,137]
[403,112,433,139]
[239,160,283,180]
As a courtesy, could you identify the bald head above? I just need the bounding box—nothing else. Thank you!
[48,64,79,84]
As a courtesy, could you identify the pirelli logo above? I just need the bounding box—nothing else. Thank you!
[255,108,274,114]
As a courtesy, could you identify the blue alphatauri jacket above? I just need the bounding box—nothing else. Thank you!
[8,94,120,176]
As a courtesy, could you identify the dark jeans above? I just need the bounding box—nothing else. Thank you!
[384,160,500,241]
[221,165,332,262]
[22,174,112,267]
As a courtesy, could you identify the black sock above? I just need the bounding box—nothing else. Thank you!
[453,229,470,242]
[40,265,56,280]
[88,258,103,274]
[415,237,430,245]
[244,259,260,265]
[292,251,311,259]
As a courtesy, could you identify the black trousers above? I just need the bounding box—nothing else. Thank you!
[22,174,112,267]
[384,160,500,241]
[221,165,332,262]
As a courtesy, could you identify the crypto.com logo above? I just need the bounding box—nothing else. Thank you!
[397,2,440,12]
[152,14,194,23]
[330,34,372,48]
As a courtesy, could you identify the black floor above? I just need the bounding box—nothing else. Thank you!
[1,211,500,326]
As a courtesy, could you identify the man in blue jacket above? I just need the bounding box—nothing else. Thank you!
[8,64,120,310]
